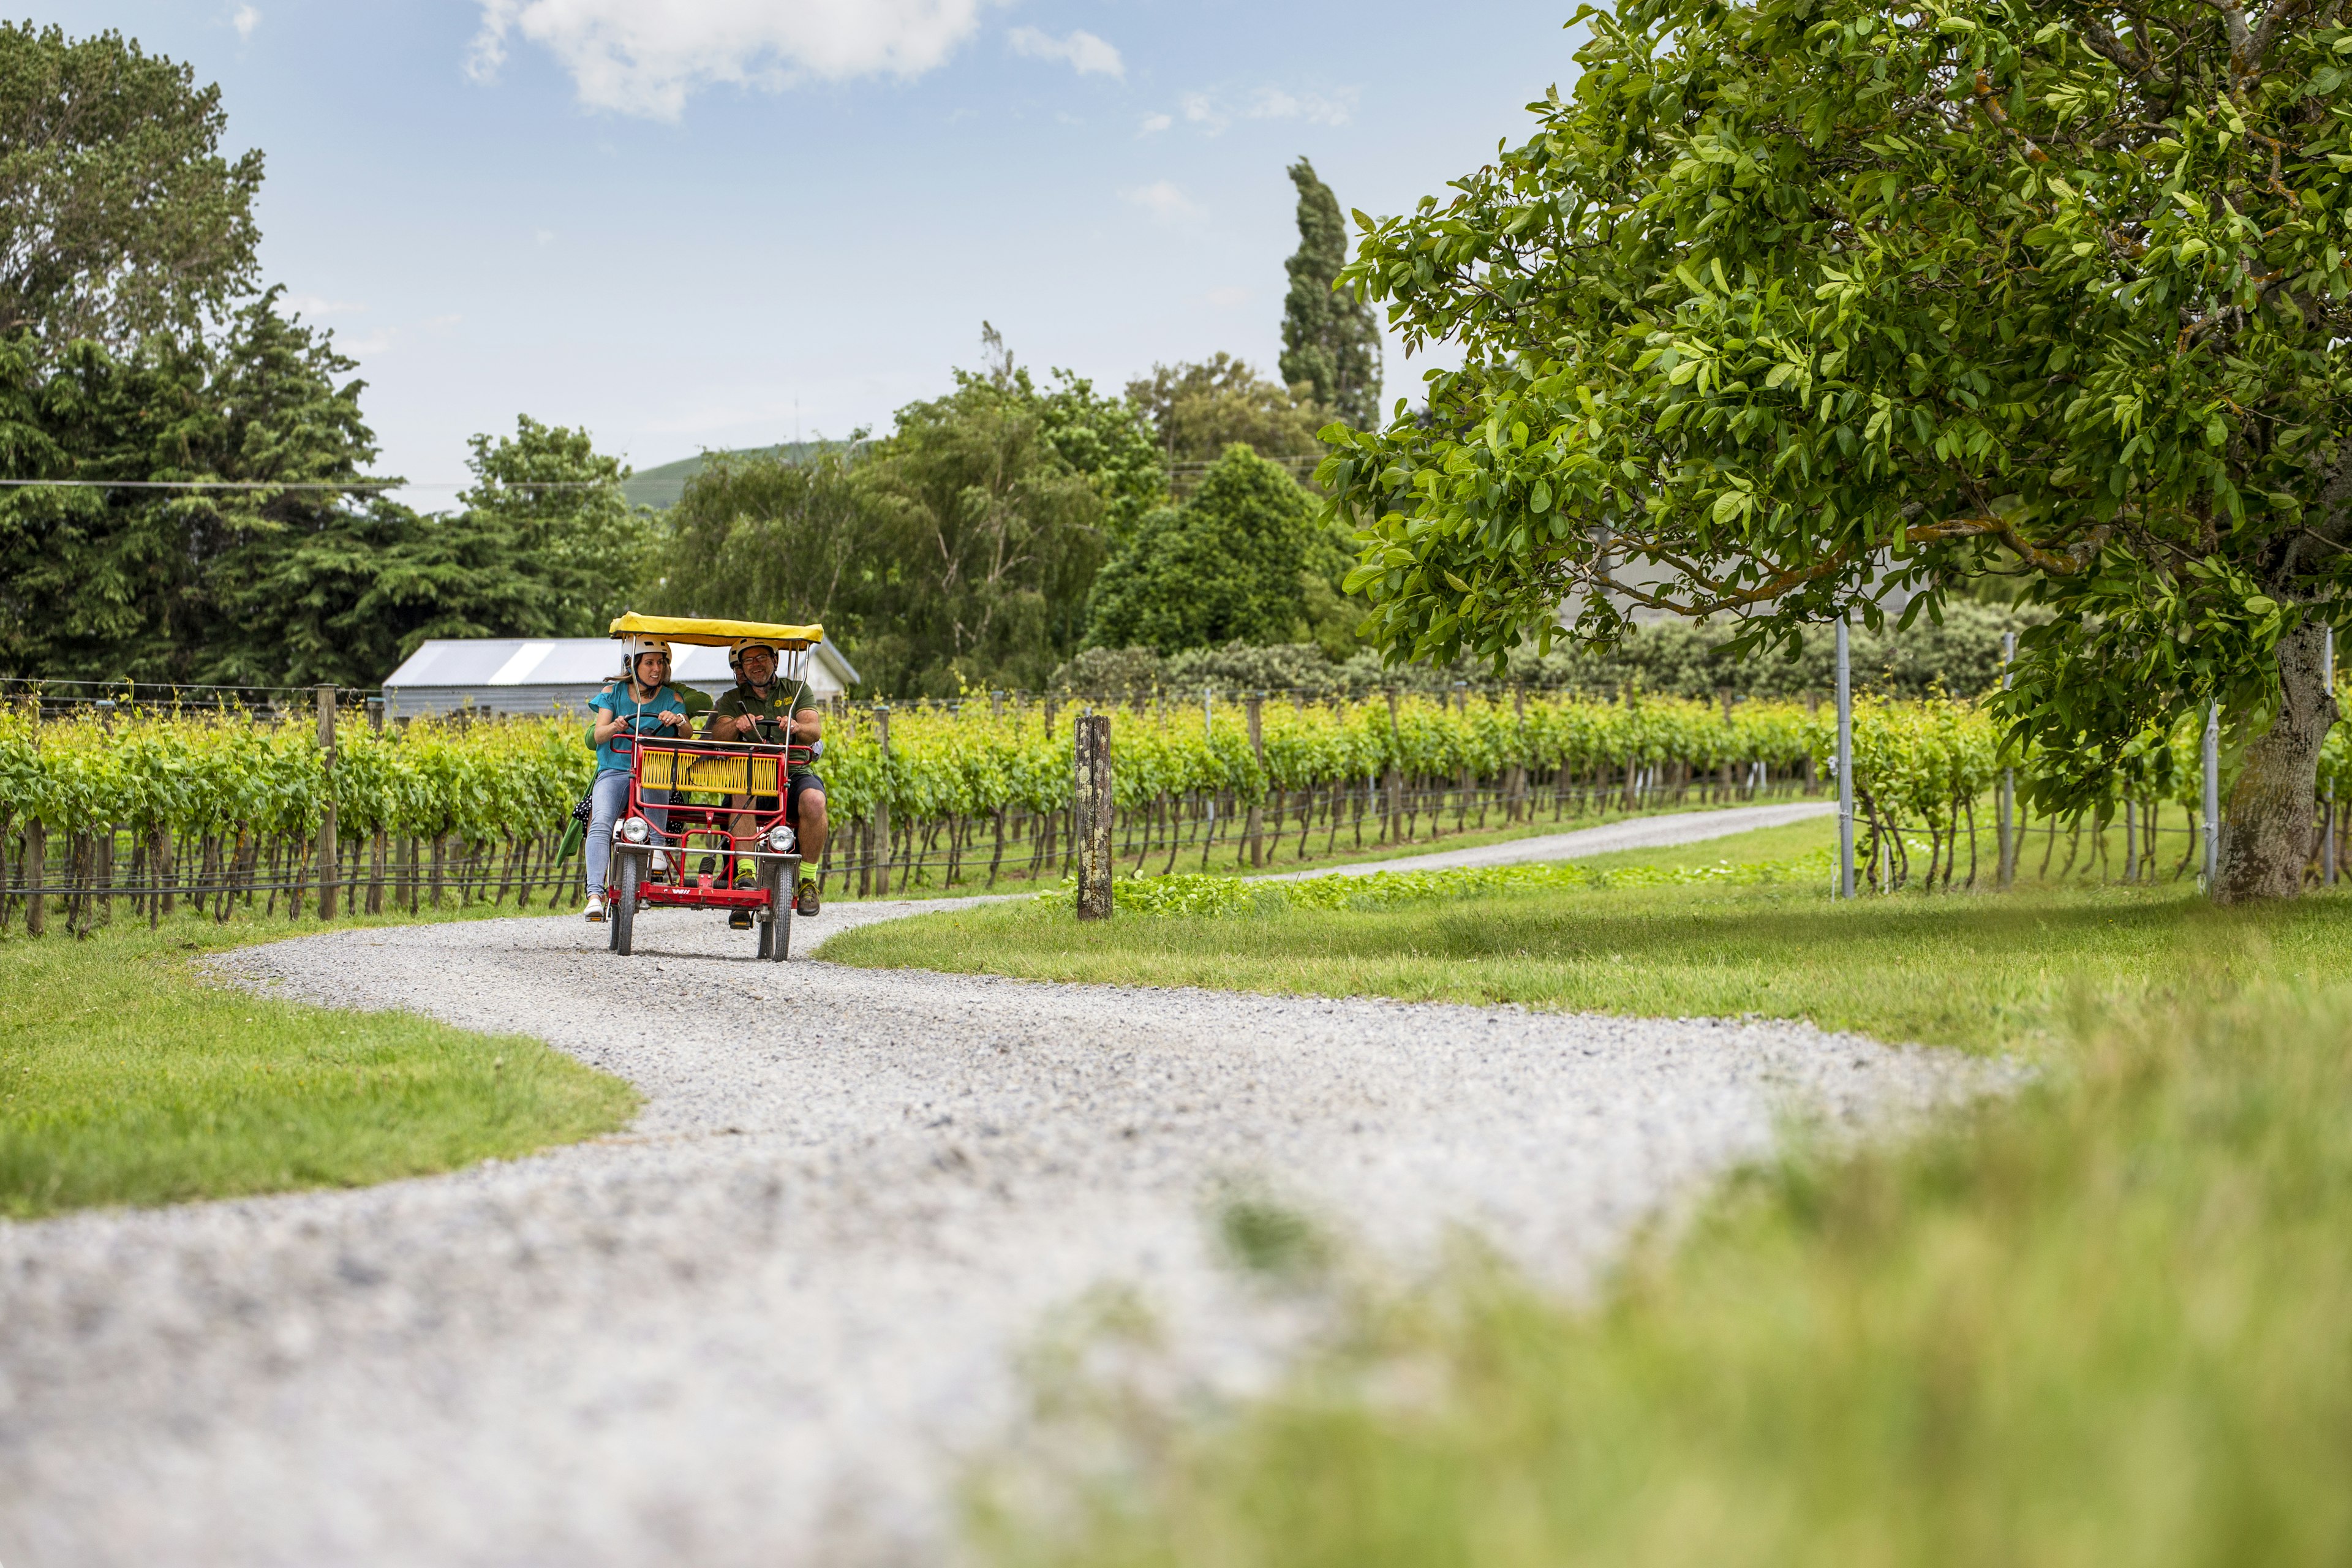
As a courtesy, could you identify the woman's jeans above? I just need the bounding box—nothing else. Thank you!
[586,769,670,897]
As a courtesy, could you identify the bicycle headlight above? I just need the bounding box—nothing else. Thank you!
[620,816,650,844]
[766,824,796,853]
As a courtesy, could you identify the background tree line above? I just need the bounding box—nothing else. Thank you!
[0,19,1381,696]
[2,20,2025,707]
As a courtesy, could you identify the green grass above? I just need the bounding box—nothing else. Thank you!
[1,909,639,1219]
[973,981,2352,1567]
[826,816,2343,1052]
[830,792,1826,900]
[886,820,2352,1566]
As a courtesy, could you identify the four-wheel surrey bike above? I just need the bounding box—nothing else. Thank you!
[599,613,824,962]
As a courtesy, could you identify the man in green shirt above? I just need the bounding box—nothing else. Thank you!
[706,638,827,919]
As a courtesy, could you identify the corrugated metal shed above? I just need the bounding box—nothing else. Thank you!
[380,637,861,719]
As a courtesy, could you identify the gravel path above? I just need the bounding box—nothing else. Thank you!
[1,804,1988,1568]
[1256,799,1832,880]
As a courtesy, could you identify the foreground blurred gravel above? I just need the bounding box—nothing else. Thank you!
[0,815,2003,1567]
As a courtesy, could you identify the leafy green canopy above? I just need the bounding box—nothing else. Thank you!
[1281,157,1385,430]
[1126,353,1329,468]
[0,23,263,353]
[649,331,1164,696]
[0,295,644,688]
[1327,0,2352,810]
[1085,446,1323,654]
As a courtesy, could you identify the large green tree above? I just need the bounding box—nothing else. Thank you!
[644,447,887,641]
[0,289,376,683]
[854,342,1126,693]
[1126,354,1328,470]
[1329,0,2352,900]
[456,415,648,638]
[0,23,263,354]
[0,293,648,686]
[1280,157,1384,430]
[1085,445,1319,653]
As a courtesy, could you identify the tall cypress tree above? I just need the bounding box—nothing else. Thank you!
[1278,157,1382,431]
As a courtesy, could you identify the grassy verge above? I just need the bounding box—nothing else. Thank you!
[855,823,2352,1564]
[974,980,2352,1567]
[824,816,2347,1052]
[1,908,638,1219]
[826,792,1826,901]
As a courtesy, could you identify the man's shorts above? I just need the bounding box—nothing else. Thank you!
[747,771,825,832]
[786,771,825,829]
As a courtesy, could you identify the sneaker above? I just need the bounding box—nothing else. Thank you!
[729,870,758,930]
[649,851,671,880]
[696,855,717,879]
[796,877,821,916]
[585,894,606,924]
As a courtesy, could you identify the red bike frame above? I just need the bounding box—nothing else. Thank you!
[620,735,812,909]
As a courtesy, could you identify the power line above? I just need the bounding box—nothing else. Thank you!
[0,478,615,491]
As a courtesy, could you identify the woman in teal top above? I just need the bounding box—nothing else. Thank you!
[584,637,689,922]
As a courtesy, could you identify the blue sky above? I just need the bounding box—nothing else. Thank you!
[72,0,1580,497]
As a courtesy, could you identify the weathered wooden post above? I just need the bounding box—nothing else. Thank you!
[1997,631,2018,887]
[1202,685,1216,859]
[1244,695,1266,867]
[315,684,339,920]
[1074,712,1113,921]
[2327,626,2339,888]
[2202,698,2222,890]
[1836,616,1855,899]
[1509,686,1529,821]
[1384,689,1403,843]
[22,692,42,937]
[873,704,893,895]
[364,695,386,914]
[1717,687,1736,804]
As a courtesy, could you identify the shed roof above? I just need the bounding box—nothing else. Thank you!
[382,636,861,693]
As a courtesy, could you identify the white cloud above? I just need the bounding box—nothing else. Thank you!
[1206,285,1250,308]
[1123,179,1204,227]
[231,5,260,40]
[466,0,995,120]
[1006,26,1121,79]
[1137,111,1170,135]
[1171,84,1358,135]
[282,293,364,318]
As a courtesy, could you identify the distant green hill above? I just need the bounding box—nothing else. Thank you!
[622,442,844,510]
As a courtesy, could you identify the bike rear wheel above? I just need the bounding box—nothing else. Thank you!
[765,856,797,962]
[613,852,641,956]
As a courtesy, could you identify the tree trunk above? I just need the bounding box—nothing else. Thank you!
[2216,622,2339,903]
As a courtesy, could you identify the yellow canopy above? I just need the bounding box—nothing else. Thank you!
[608,612,823,649]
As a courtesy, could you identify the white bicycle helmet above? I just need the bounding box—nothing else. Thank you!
[620,635,673,676]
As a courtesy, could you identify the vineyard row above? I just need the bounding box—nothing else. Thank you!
[1,689,2345,932]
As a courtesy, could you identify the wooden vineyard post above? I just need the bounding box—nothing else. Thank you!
[873,705,892,896]
[1836,616,1855,899]
[22,692,42,937]
[1074,712,1113,921]
[1244,695,1265,867]
[1717,688,1736,804]
[315,684,339,920]
[2327,627,2339,887]
[1202,686,1216,860]
[1509,687,1529,821]
[2202,699,2222,890]
[1997,631,2018,887]
[1373,691,1392,846]
[363,695,388,915]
